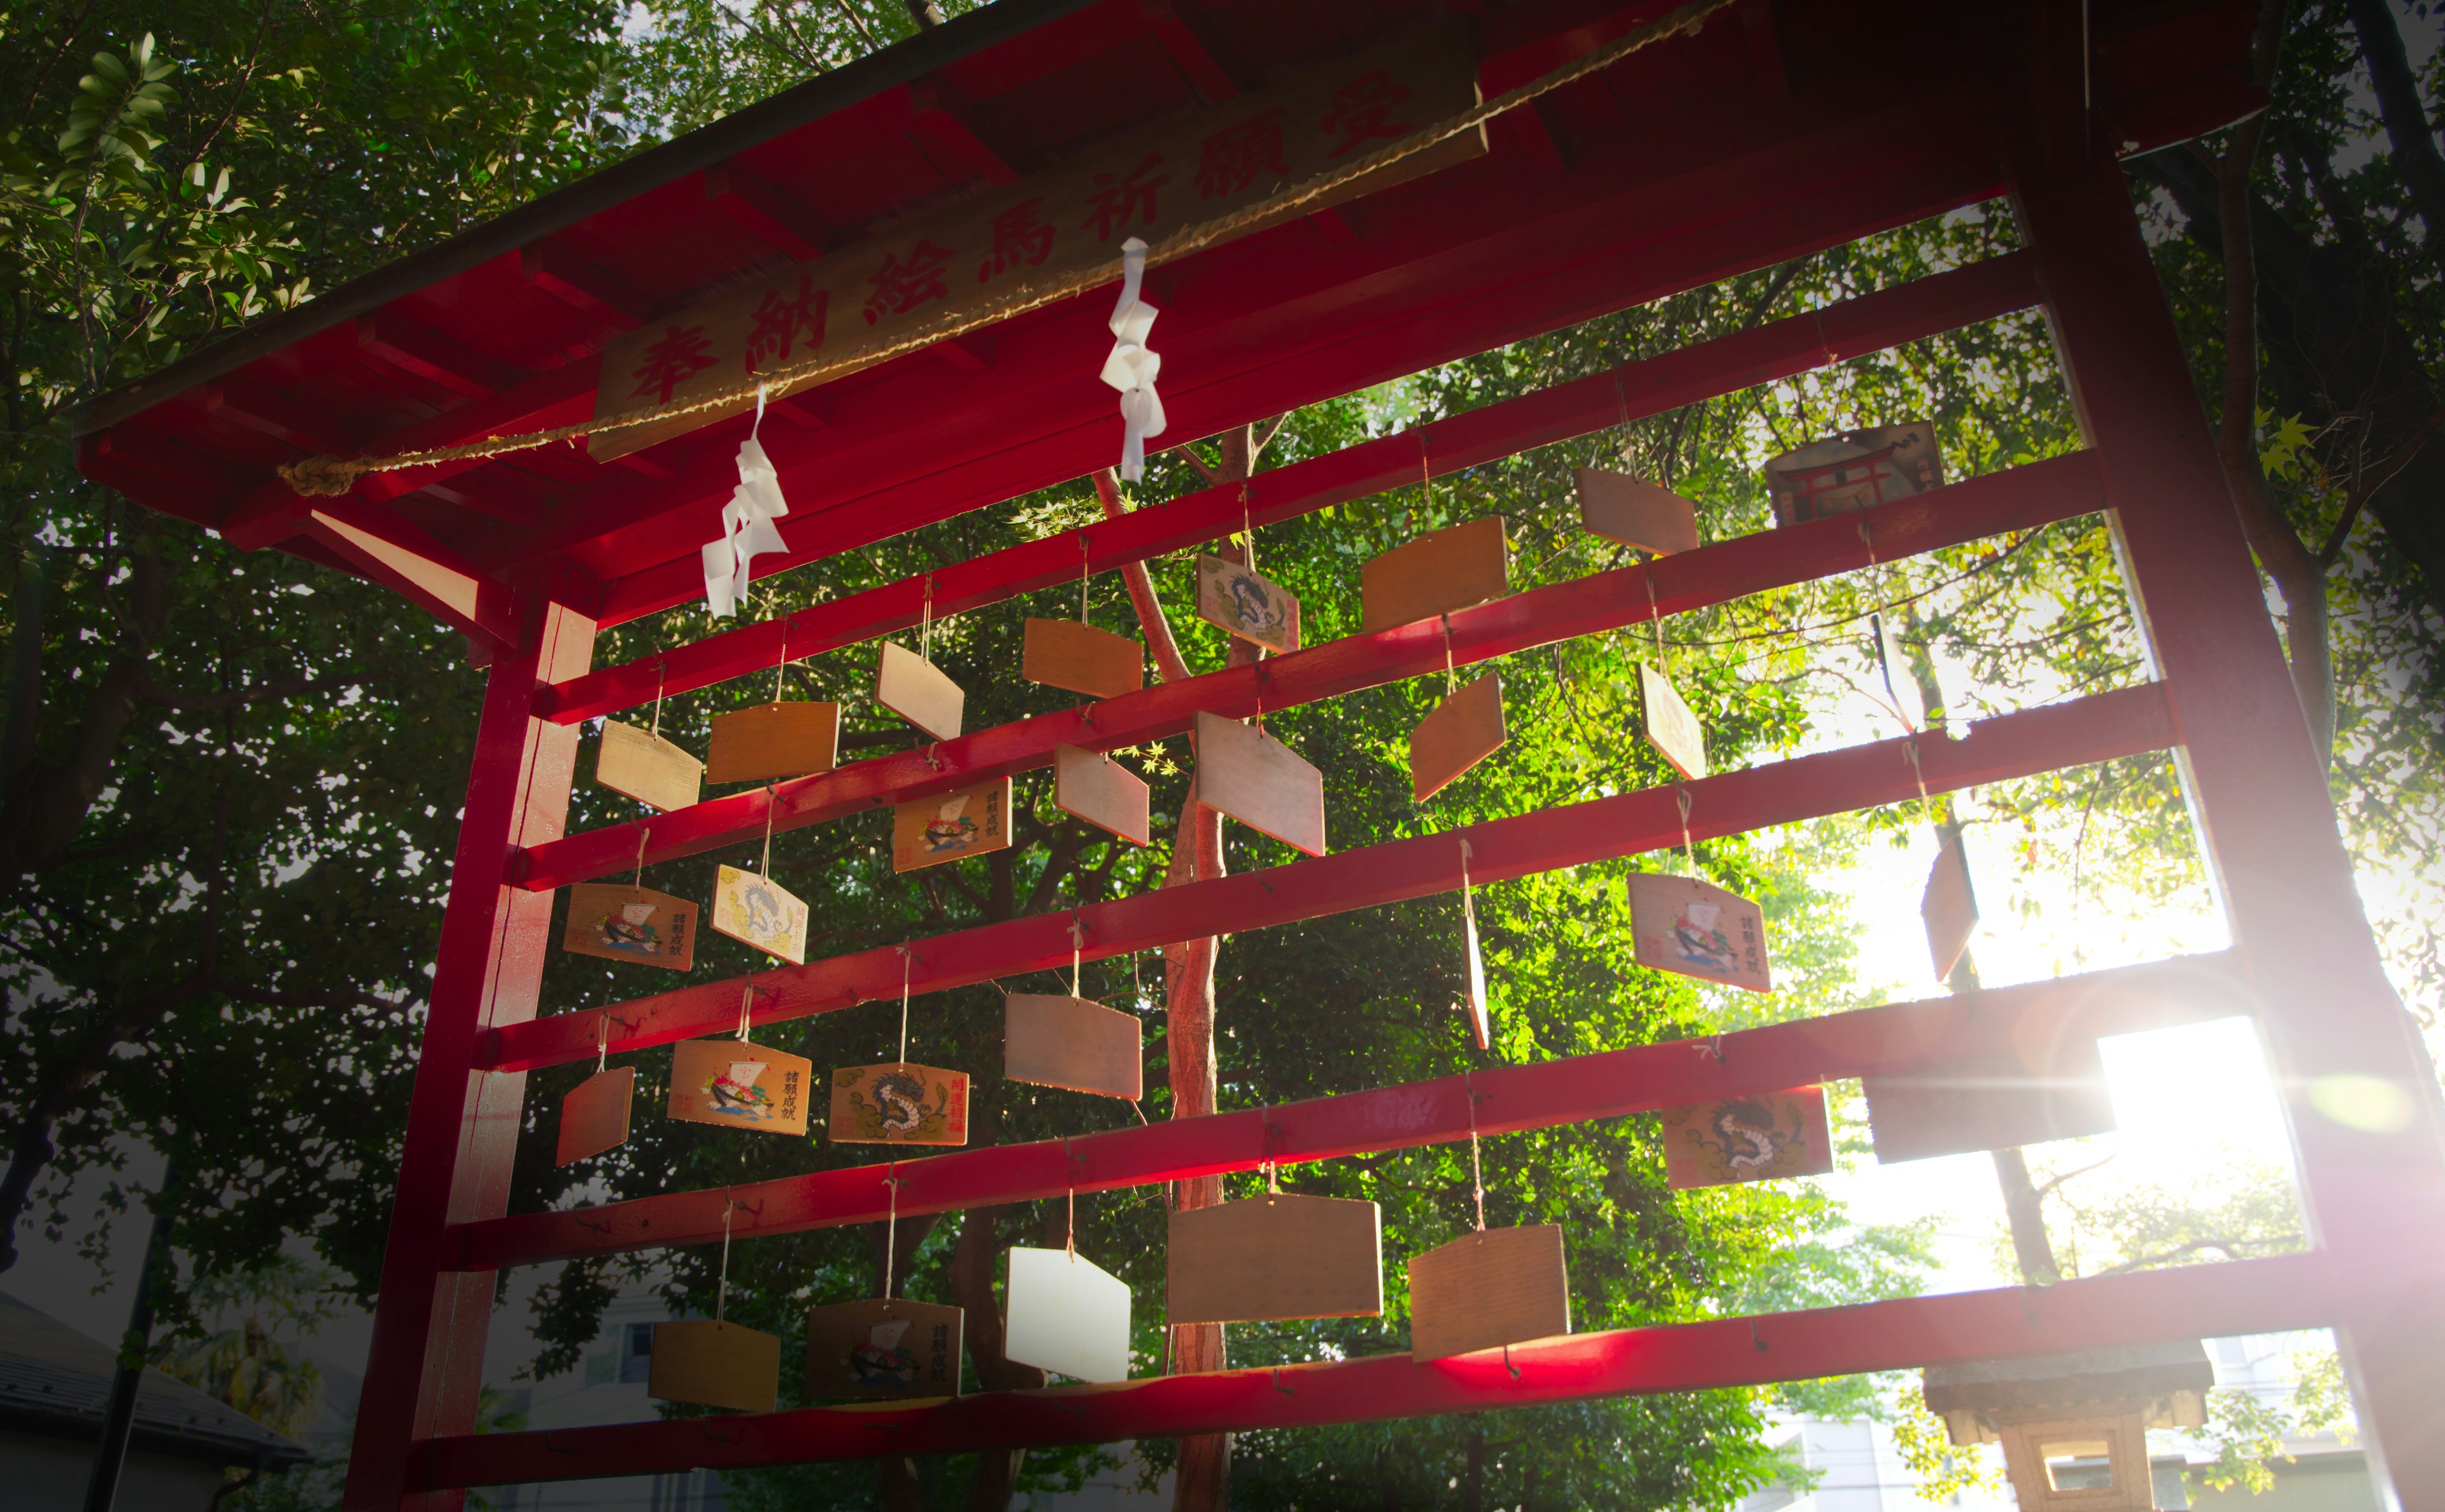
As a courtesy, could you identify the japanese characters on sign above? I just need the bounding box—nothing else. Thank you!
[587,20,1482,458]
[1626,873,1772,993]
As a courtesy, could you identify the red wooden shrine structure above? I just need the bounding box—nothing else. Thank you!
[77,0,2445,1505]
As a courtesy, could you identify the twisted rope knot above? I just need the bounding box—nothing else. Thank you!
[276,456,362,497]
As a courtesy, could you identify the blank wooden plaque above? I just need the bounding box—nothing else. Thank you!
[706,701,840,784]
[1196,555,1300,653]
[667,1038,814,1138]
[1410,672,1506,803]
[1005,994,1143,1099]
[1626,873,1771,993]
[877,640,965,740]
[1407,1225,1570,1362]
[1166,1193,1382,1324]
[1922,833,1979,981]
[711,864,809,963]
[1004,1247,1132,1383]
[555,1067,635,1166]
[1054,744,1151,846]
[1661,1086,1835,1188]
[1460,907,1489,1050]
[892,777,1013,872]
[829,1062,971,1146]
[804,1297,962,1400]
[562,884,697,971]
[1193,709,1325,856]
[1864,1038,2116,1165]
[1638,665,1706,780]
[596,719,702,813]
[1024,619,1144,700]
[648,1319,779,1413]
[1360,516,1507,635]
[1574,469,1700,555]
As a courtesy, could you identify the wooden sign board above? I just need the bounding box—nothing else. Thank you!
[648,1320,779,1414]
[1460,905,1489,1050]
[562,884,697,971]
[1765,422,1943,526]
[1360,516,1507,635]
[1638,664,1706,780]
[1004,1247,1131,1384]
[669,1038,814,1137]
[1922,833,1979,981]
[1167,1193,1382,1324]
[891,777,1012,872]
[1872,614,1925,732]
[877,641,965,740]
[1574,469,1699,556]
[1023,619,1143,701]
[596,719,701,814]
[1410,672,1505,803]
[1193,709,1325,856]
[711,864,809,963]
[1864,1038,2117,1164]
[1661,1087,1834,1189]
[555,1067,635,1166]
[1407,1225,1570,1362]
[1005,994,1142,1100]
[829,1061,971,1147]
[706,701,839,784]
[587,19,1485,458]
[804,1298,962,1400]
[1196,555,1301,654]
[1054,744,1151,847]
[1626,873,1771,993]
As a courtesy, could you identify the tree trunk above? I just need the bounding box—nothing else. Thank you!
[2344,0,2445,269]
[947,1206,1045,1511]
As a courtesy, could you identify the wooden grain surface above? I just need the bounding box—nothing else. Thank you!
[1626,872,1771,993]
[1360,516,1506,635]
[595,719,701,813]
[1574,468,1700,555]
[707,701,840,784]
[1461,905,1489,1050]
[667,1038,814,1138]
[1193,709,1325,856]
[1196,554,1301,653]
[1638,664,1706,780]
[891,776,1012,872]
[1920,833,1978,981]
[1004,1247,1131,1383]
[1406,1225,1570,1362]
[1004,994,1142,1099]
[828,1061,971,1146]
[555,1068,635,1166]
[561,884,697,971]
[1023,619,1144,700]
[648,1320,779,1413]
[1166,1193,1382,1323]
[1054,744,1150,846]
[877,642,965,740]
[1660,1086,1834,1188]
[1410,672,1506,803]
[1864,1038,2115,1165]
[803,1298,962,1400]
[711,863,809,963]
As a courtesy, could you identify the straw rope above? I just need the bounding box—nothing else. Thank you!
[276,0,1736,498]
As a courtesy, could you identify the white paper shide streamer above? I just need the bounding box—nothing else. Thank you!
[699,388,790,617]
[1100,237,1166,483]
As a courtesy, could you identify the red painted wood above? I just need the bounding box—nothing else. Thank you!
[521,448,2099,892]
[339,603,593,1512]
[460,952,2241,1269]
[542,255,2041,725]
[486,682,2175,1074]
[419,1252,2334,1488]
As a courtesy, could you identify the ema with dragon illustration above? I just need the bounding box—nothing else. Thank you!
[828,1061,972,1146]
[1660,1086,1834,1189]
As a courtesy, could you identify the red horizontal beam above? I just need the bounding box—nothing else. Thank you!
[540,254,2040,726]
[482,679,2176,1074]
[419,1251,2333,1488]
[519,448,2100,892]
[457,952,2244,1269]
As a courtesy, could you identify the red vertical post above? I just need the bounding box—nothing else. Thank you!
[2014,159,2445,1499]
[344,604,595,1511]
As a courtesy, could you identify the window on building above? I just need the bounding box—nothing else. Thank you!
[621,1321,655,1383]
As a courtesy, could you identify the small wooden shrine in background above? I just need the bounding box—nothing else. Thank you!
[1924,1343,2213,1511]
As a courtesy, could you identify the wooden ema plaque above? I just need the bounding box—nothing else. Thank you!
[1166,1192,1382,1324]
[1922,832,1979,980]
[1360,516,1507,635]
[706,701,839,784]
[804,1298,962,1400]
[1054,744,1151,847]
[1638,664,1706,780]
[1573,469,1700,556]
[1406,1225,1570,1362]
[1005,994,1142,1100]
[1004,1247,1131,1383]
[876,640,965,740]
[829,1062,970,1146]
[1193,709,1325,856]
[1410,672,1505,803]
[648,1319,779,1413]
[892,776,1012,872]
[1460,904,1489,1050]
[1626,873,1771,994]
[1864,1036,2116,1164]
[595,719,701,814]
[1662,1087,1835,1189]
[1196,554,1300,654]
[1023,619,1144,700]
[1765,422,1943,526]
[667,1038,814,1138]
[711,863,809,963]
[555,1067,635,1166]
[562,884,697,971]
